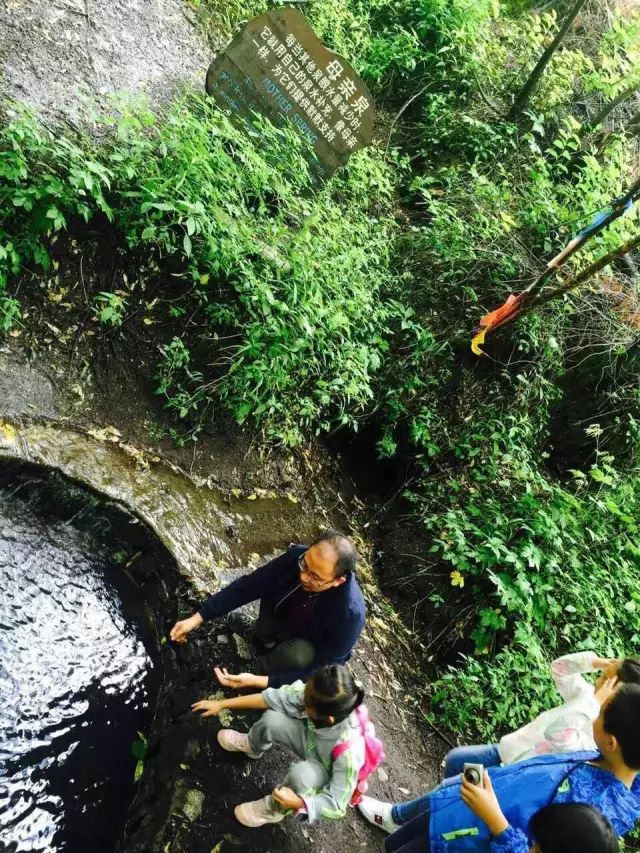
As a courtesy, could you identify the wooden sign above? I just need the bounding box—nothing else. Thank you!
[205,8,375,180]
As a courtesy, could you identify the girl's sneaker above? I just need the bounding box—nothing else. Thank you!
[357,796,400,834]
[217,729,262,759]
[235,795,285,827]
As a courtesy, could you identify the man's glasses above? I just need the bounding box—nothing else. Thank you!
[298,553,331,585]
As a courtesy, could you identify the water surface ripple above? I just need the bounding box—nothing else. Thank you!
[0,488,157,852]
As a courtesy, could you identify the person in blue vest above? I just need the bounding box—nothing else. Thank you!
[383,681,640,852]
[169,530,366,688]
[460,780,617,852]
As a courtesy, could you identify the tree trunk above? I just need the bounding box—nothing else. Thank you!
[581,85,639,135]
[627,111,640,135]
[506,0,588,120]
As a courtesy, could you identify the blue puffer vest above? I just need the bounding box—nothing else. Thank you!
[429,751,640,852]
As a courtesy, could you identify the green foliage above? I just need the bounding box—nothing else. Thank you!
[104,94,401,444]
[155,336,206,426]
[0,94,403,445]
[0,293,21,331]
[131,730,147,782]
[430,462,640,740]
[94,291,127,326]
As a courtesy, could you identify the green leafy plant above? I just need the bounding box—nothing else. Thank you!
[94,291,128,327]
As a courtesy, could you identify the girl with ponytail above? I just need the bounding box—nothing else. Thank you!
[192,663,383,828]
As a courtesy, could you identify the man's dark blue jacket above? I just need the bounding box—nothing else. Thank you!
[198,544,366,687]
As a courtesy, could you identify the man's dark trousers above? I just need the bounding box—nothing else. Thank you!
[252,595,315,676]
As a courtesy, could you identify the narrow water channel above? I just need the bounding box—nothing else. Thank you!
[0,482,160,852]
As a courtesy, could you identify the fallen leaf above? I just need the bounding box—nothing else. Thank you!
[87,425,122,443]
[0,421,17,441]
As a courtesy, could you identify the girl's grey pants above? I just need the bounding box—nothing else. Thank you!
[248,709,330,794]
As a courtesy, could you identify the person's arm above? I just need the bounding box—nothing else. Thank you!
[488,826,530,853]
[170,611,203,644]
[198,548,303,622]
[461,772,509,838]
[260,681,307,716]
[214,666,268,691]
[170,547,303,644]
[191,692,269,718]
[541,676,619,750]
[550,651,603,703]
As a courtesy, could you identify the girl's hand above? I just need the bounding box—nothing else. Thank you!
[594,675,619,706]
[593,657,621,679]
[461,771,509,837]
[192,699,226,717]
[273,786,305,811]
[214,666,266,690]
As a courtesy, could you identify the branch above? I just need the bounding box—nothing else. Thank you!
[527,233,640,312]
[581,85,639,136]
[506,0,588,120]
[522,174,640,303]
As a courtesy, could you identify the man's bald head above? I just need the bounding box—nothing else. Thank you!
[310,530,357,578]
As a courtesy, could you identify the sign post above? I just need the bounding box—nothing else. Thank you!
[205,8,375,180]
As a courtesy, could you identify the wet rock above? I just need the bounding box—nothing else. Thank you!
[173,784,205,822]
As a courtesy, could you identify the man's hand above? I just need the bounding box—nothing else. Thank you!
[170,613,203,644]
[461,771,509,838]
[593,657,621,679]
[191,698,226,718]
[214,666,268,690]
[273,786,305,812]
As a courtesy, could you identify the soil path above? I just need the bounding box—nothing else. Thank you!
[0,0,210,115]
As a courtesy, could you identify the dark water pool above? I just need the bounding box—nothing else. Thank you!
[0,485,160,852]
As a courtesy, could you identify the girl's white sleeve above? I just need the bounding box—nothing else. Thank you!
[261,681,306,717]
[550,651,597,703]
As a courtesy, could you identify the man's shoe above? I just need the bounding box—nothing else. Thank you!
[217,729,262,759]
[234,795,285,827]
[357,796,400,834]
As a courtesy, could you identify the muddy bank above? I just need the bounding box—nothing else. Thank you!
[0,0,210,117]
[126,591,445,853]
